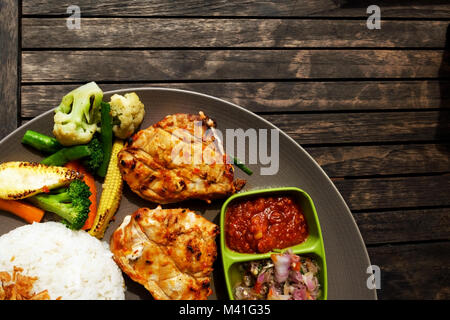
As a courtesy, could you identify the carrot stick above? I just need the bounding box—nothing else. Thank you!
[0,199,45,223]
[65,161,97,230]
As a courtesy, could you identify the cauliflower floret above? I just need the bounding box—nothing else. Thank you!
[109,92,145,139]
[53,81,103,146]
[53,112,97,146]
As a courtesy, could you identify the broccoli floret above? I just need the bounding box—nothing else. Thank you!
[109,92,145,139]
[40,137,104,173]
[53,82,103,146]
[82,137,104,173]
[28,179,91,230]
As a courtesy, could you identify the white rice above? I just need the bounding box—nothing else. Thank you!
[0,222,125,300]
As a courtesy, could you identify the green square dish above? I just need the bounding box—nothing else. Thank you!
[220,187,328,300]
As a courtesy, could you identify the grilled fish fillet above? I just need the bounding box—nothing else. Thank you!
[117,113,245,204]
[110,207,219,300]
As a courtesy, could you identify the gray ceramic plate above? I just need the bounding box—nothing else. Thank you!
[0,88,376,300]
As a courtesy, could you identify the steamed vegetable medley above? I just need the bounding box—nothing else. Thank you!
[234,250,321,300]
[53,82,145,146]
[0,82,145,238]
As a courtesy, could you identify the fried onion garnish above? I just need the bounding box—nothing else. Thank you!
[0,266,54,300]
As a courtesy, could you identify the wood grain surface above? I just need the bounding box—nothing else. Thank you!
[21,50,446,82]
[335,175,450,210]
[355,207,450,244]
[22,18,450,48]
[368,242,450,300]
[308,144,450,176]
[0,0,19,140]
[22,0,450,18]
[263,111,450,144]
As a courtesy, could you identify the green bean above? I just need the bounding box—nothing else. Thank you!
[233,157,253,175]
[22,130,62,154]
[41,146,92,166]
[97,102,113,177]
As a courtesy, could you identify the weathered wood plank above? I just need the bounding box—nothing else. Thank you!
[22,0,450,18]
[22,18,449,48]
[263,111,450,144]
[21,50,445,82]
[335,175,450,211]
[368,242,450,299]
[0,0,19,140]
[20,81,450,117]
[354,208,450,245]
[307,144,450,177]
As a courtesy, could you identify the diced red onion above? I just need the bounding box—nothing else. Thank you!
[272,252,291,283]
[293,286,307,300]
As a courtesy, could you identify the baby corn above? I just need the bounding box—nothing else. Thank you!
[89,139,124,239]
[0,161,82,200]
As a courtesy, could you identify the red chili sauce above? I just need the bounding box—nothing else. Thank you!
[225,195,308,253]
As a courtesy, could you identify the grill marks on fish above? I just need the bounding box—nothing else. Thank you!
[118,113,245,204]
[111,207,219,300]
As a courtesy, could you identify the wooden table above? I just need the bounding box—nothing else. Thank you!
[1,0,449,299]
